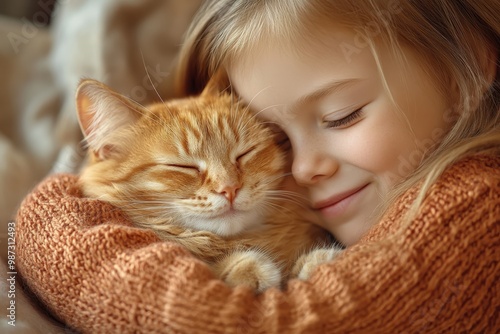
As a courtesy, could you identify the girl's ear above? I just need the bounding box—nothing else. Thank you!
[200,69,231,97]
[75,79,142,160]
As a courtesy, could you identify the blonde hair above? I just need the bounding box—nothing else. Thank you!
[175,0,499,224]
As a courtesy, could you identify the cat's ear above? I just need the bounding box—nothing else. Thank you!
[75,79,142,160]
[201,69,230,97]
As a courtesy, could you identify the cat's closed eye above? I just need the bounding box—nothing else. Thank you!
[236,146,256,165]
[164,163,200,174]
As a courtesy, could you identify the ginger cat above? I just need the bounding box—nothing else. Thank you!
[76,78,340,291]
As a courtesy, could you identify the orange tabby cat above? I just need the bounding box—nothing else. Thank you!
[76,78,340,291]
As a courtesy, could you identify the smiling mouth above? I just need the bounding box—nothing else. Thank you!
[313,184,369,211]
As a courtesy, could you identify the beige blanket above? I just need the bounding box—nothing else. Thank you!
[0,1,202,331]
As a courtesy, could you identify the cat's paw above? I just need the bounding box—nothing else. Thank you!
[292,247,342,280]
[213,250,281,292]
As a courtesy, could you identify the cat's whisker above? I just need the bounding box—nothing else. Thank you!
[238,103,284,138]
[253,173,294,191]
[267,196,303,210]
[252,104,287,120]
[119,95,164,127]
[247,85,272,110]
[110,197,179,212]
[115,204,176,214]
[264,196,308,209]
[119,202,177,210]
[90,49,167,129]
[122,198,177,205]
[259,201,296,217]
[239,92,291,156]
[260,170,293,183]
[264,188,310,204]
[266,189,309,200]
[139,48,167,108]
[234,84,278,135]
[265,192,308,203]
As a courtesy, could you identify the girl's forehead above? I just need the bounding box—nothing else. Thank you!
[227,29,445,131]
[228,29,380,106]
[229,23,358,67]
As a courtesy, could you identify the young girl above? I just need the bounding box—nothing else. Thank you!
[15,0,499,333]
[174,0,499,246]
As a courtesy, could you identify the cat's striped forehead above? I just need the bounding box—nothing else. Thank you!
[144,95,267,157]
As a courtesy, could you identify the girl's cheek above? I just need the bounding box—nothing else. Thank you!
[347,106,413,173]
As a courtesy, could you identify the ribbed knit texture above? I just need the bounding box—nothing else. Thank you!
[15,155,499,333]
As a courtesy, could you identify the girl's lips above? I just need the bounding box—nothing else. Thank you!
[313,184,369,218]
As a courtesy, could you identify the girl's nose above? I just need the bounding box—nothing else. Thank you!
[292,147,338,186]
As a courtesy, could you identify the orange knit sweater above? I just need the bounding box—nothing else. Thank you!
[15,155,499,333]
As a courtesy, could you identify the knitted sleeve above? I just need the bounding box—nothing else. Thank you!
[16,155,499,333]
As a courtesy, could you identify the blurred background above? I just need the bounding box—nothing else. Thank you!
[0,0,56,24]
[1,1,203,331]
[0,0,203,258]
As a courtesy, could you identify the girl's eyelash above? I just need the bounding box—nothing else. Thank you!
[324,108,364,128]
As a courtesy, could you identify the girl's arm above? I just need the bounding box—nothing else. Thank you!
[15,155,499,333]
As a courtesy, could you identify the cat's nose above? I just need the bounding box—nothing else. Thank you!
[217,184,241,203]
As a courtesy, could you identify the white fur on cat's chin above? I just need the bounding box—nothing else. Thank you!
[180,209,265,237]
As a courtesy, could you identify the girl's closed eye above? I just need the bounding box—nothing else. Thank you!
[324,108,365,129]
